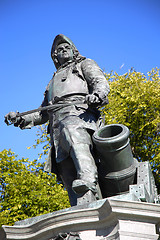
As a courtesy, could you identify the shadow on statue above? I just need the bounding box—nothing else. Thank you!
[4,34,158,240]
[4,34,158,207]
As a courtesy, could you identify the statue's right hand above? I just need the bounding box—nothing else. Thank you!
[4,112,22,126]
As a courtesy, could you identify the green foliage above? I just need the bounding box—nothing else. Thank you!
[27,68,160,190]
[1,68,159,227]
[0,149,70,227]
[103,68,160,189]
[27,123,50,160]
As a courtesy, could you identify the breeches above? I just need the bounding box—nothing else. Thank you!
[54,125,98,184]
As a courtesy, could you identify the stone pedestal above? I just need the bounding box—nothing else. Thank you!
[1,198,160,240]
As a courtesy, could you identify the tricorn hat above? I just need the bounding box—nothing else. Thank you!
[51,34,84,69]
[51,34,77,56]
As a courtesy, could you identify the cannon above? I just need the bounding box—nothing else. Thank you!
[93,124,138,198]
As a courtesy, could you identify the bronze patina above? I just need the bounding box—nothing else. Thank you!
[5,34,110,206]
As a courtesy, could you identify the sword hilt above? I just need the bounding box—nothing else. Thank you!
[4,111,20,126]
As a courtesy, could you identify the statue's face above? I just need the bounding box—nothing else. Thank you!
[56,43,73,65]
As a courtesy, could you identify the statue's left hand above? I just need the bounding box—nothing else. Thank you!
[85,94,101,105]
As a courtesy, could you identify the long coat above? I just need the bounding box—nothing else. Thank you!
[20,58,110,175]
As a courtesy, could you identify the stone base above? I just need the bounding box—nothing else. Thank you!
[1,198,160,240]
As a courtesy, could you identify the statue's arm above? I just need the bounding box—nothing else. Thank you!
[81,59,110,106]
[19,111,48,129]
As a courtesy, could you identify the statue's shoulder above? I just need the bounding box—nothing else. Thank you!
[81,58,99,72]
[81,58,98,68]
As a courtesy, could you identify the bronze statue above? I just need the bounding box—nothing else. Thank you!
[5,34,110,206]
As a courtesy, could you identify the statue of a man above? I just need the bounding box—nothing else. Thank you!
[5,34,110,206]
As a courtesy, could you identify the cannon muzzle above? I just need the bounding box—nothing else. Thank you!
[93,124,137,198]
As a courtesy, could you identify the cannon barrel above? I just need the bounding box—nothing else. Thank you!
[93,124,137,198]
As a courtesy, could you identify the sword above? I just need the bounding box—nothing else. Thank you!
[4,100,85,126]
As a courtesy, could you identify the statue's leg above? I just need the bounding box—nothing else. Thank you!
[59,125,102,204]
[70,139,103,201]
[70,143,98,185]
[60,125,97,183]
[70,143,102,204]
[57,157,77,206]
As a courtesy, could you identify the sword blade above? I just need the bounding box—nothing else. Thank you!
[17,101,85,117]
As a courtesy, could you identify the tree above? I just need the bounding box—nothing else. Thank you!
[0,149,70,227]
[103,68,160,189]
[1,68,159,227]
[27,68,160,190]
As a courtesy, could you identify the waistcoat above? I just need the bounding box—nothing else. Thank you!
[47,61,89,102]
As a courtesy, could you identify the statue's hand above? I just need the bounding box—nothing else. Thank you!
[4,112,22,127]
[85,94,101,106]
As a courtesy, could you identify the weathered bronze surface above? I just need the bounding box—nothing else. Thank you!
[3,34,159,240]
[5,34,110,206]
[93,124,137,197]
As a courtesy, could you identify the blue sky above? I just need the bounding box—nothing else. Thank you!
[0,0,160,162]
